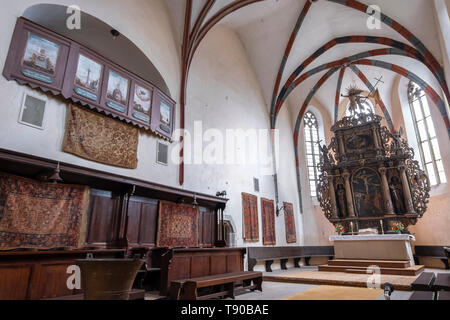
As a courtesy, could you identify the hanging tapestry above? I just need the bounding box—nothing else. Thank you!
[261,198,276,246]
[242,193,259,242]
[157,201,199,248]
[283,202,297,244]
[63,103,139,169]
[0,172,90,250]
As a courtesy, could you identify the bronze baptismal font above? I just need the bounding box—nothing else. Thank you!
[317,86,431,235]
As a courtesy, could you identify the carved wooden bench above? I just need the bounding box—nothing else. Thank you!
[247,246,334,272]
[170,271,263,300]
[414,246,450,269]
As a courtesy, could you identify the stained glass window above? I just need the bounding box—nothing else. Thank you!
[304,111,321,197]
[408,81,446,186]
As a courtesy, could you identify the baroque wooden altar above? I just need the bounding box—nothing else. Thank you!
[317,109,430,234]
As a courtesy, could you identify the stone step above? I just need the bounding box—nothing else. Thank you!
[318,264,424,276]
[328,259,411,269]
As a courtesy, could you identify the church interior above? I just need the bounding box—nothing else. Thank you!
[0,0,449,302]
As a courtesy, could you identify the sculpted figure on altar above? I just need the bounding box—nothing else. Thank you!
[389,176,406,214]
[336,183,347,218]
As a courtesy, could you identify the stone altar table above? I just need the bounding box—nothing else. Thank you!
[329,234,416,266]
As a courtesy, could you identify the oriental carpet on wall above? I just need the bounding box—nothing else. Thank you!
[157,201,199,248]
[0,172,90,250]
[261,198,276,245]
[242,193,259,242]
[63,103,139,169]
[283,202,297,244]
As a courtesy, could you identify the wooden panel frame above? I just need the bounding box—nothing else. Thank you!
[3,17,175,140]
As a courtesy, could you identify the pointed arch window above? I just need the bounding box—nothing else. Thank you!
[304,111,321,197]
[408,81,446,186]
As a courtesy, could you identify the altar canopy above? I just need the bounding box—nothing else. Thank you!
[0,172,90,250]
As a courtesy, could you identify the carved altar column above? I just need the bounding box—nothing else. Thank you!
[372,126,380,149]
[342,169,356,218]
[378,166,395,215]
[336,133,346,161]
[328,175,339,219]
[399,164,416,214]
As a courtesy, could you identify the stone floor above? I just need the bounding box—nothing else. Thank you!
[232,267,450,300]
[145,267,450,300]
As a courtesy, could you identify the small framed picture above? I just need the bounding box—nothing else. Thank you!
[160,101,172,127]
[74,53,103,101]
[21,32,60,83]
[18,92,47,130]
[105,69,130,113]
[130,82,152,123]
[151,91,175,139]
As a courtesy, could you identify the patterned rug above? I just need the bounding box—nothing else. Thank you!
[63,103,139,169]
[265,270,418,291]
[242,193,259,242]
[283,202,297,243]
[261,198,276,245]
[282,285,383,300]
[0,172,90,250]
[157,201,199,248]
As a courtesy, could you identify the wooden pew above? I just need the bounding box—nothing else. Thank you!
[247,246,334,272]
[411,272,436,291]
[433,273,450,292]
[414,246,450,269]
[179,271,263,300]
[409,291,435,300]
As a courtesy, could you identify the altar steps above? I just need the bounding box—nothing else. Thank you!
[328,259,411,269]
[319,260,424,276]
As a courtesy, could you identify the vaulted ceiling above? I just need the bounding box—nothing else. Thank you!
[165,0,447,125]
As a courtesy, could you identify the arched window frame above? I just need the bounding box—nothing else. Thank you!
[303,111,321,197]
[407,81,447,186]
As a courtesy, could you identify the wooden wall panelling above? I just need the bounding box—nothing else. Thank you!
[198,207,216,247]
[0,264,33,300]
[0,249,125,300]
[126,196,158,247]
[85,189,120,247]
[28,261,75,300]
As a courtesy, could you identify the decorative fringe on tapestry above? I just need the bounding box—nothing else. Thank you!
[0,172,90,250]
[63,103,139,169]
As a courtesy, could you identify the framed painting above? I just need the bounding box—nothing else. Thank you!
[102,67,130,114]
[151,90,175,139]
[129,80,153,124]
[22,33,60,80]
[72,52,103,102]
[3,19,70,91]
